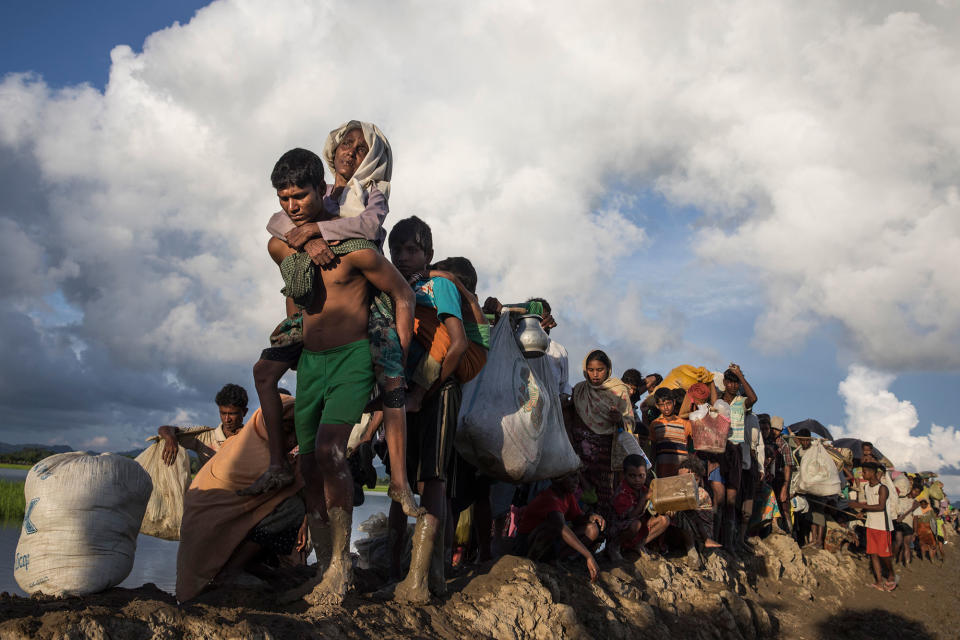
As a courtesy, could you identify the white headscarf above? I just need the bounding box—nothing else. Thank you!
[322,120,393,218]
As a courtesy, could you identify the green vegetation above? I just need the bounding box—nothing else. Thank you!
[0,448,60,466]
[0,479,26,521]
[0,463,32,470]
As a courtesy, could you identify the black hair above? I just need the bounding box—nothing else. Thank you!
[654,387,674,401]
[671,388,686,404]
[757,413,771,424]
[388,216,433,253]
[622,454,648,472]
[723,368,739,382]
[215,383,248,409]
[861,461,885,473]
[277,387,292,396]
[647,373,664,387]
[271,148,325,190]
[796,428,812,438]
[862,441,874,449]
[526,297,552,314]
[679,457,705,476]
[431,256,478,294]
[585,349,611,371]
[622,368,644,388]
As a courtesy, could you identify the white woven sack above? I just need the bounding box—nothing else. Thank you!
[456,315,581,483]
[135,439,191,540]
[796,440,842,497]
[15,452,153,596]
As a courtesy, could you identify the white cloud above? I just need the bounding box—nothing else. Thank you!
[2,0,960,447]
[829,365,960,498]
[81,436,110,450]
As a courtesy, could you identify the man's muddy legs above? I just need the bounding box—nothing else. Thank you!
[242,359,295,496]
[305,424,354,606]
[382,377,426,517]
[279,453,329,604]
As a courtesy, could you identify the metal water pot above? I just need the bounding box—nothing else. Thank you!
[514,314,549,358]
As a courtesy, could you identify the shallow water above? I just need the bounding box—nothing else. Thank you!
[0,468,29,482]
[1,491,398,597]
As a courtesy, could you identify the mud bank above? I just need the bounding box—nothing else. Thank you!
[2,528,957,639]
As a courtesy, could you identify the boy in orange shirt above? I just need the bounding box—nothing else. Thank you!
[649,388,693,477]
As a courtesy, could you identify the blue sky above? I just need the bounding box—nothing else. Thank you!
[0,1,207,90]
[0,1,957,490]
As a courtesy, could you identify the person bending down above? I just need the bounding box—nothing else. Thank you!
[607,455,669,560]
[515,472,604,583]
[176,395,304,602]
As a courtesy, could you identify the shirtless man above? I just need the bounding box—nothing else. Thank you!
[268,148,414,606]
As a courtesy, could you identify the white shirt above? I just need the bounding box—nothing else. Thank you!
[545,338,572,395]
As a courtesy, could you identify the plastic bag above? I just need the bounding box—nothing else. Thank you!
[456,315,581,483]
[691,408,731,454]
[15,452,152,596]
[135,439,191,540]
[611,430,650,471]
[795,440,842,497]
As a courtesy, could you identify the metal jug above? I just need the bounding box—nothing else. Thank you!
[514,314,549,358]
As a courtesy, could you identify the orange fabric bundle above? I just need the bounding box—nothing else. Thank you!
[176,397,303,602]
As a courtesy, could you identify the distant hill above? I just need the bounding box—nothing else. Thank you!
[0,442,72,455]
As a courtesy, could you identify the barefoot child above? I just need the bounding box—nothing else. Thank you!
[849,462,896,591]
[608,455,669,560]
[516,472,604,583]
[676,457,722,551]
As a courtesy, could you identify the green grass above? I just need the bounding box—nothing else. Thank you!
[368,483,389,493]
[0,463,31,470]
[0,479,26,521]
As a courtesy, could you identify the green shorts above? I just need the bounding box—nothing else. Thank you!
[295,339,375,455]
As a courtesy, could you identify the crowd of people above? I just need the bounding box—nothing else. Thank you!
[152,120,955,606]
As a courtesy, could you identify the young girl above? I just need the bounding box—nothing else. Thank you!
[913,499,941,562]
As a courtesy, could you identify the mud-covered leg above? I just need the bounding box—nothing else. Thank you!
[304,424,354,606]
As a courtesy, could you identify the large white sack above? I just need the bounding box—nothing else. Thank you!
[135,438,191,540]
[795,440,842,497]
[456,315,581,483]
[15,452,153,596]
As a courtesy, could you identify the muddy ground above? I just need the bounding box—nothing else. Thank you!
[2,527,957,639]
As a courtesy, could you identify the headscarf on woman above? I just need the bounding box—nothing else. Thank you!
[572,351,635,436]
[322,120,393,218]
[568,350,635,515]
[176,395,303,603]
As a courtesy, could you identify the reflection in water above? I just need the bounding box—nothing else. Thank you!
[1,492,398,597]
